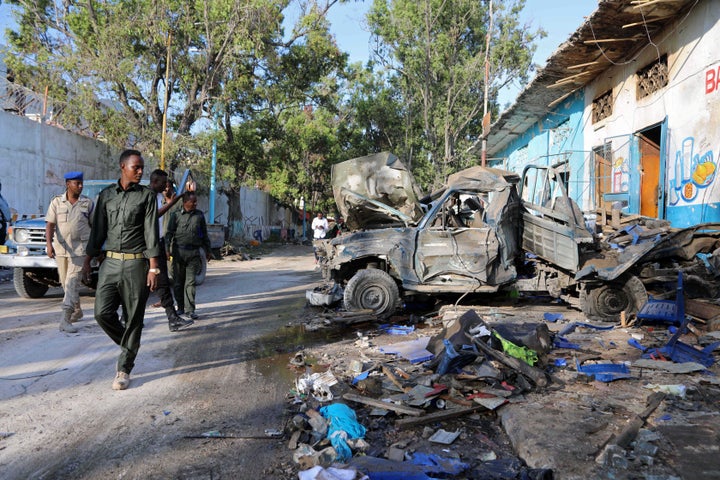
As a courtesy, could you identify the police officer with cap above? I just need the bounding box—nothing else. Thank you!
[46,170,94,333]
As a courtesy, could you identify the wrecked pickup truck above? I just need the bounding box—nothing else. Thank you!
[316,152,720,321]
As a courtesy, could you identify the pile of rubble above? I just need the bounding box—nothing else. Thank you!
[281,296,720,479]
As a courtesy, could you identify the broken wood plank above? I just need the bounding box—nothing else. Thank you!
[381,365,411,393]
[609,227,669,245]
[342,393,424,416]
[583,38,640,44]
[686,299,720,321]
[613,392,666,449]
[395,405,485,429]
[467,335,548,387]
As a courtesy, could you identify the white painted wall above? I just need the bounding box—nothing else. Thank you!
[0,110,116,217]
[236,187,297,241]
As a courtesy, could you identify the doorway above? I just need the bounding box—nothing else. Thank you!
[637,126,662,218]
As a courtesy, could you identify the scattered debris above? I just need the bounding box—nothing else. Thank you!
[286,294,720,479]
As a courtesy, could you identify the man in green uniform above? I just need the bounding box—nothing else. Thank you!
[46,171,94,334]
[166,192,211,320]
[148,169,193,332]
[83,150,160,391]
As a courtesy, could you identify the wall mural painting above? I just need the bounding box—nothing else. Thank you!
[611,156,630,193]
[669,137,717,205]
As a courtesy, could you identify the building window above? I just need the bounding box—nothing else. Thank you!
[637,55,668,100]
[592,90,613,124]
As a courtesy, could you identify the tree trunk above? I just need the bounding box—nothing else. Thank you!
[223,186,243,239]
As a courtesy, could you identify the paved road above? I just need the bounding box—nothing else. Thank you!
[0,245,321,479]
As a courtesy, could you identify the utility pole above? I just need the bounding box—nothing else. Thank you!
[160,31,172,171]
[481,0,493,167]
[209,105,219,224]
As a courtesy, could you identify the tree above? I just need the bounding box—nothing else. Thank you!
[367,0,544,186]
[3,0,334,150]
[5,0,349,230]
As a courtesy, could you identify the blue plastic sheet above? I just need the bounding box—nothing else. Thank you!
[319,403,366,462]
[349,453,469,479]
[553,337,580,349]
[628,338,647,352]
[543,312,563,322]
[575,359,631,382]
[379,324,415,335]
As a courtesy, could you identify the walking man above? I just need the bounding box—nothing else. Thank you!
[166,192,211,320]
[83,149,160,391]
[46,171,94,333]
[148,169,193,332]
[311,212,329,263]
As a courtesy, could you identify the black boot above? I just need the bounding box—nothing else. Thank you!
[167,307,193,332]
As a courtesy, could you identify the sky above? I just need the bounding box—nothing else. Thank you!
[325,0,599,108]
[1,0,598,109]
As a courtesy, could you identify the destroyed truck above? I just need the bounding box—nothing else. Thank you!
[316,152,720,322]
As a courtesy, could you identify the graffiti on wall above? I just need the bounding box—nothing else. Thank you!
[611,157,630,193]
[669,137,717,205]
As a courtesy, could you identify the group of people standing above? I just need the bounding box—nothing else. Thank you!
[45,150,211,390]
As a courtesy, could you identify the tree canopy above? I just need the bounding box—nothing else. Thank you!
[3,0,544,220]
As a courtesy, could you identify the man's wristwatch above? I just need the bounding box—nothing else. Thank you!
[148,268,161,274]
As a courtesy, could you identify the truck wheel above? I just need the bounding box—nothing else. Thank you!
[13,268,50,299]
[580,275,647,323]
[344,269,400,319]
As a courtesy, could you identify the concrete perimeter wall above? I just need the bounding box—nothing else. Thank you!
[0,109,299,242]
[0,110,116,217]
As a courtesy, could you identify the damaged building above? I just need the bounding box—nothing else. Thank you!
[483,0,719,229]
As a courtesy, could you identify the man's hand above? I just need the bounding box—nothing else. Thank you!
[82,256,92,285]
[147,258,160,291]
[147,271,158,291]
[46,243,55,259]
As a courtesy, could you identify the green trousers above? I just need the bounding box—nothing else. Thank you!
[172,248,202,314]
[94,257,149,374]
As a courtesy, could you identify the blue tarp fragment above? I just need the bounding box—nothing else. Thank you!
[379,337,434,364]
[318,403,366,462]
[553,337,580,349]
[543,312,563,322]
[379,324,415,335]
[576,359,632,382]
[348,453,469,480]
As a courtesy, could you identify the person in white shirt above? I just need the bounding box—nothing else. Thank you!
[311,212,329,263]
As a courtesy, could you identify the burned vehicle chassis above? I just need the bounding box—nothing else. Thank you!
[319,153,720,322]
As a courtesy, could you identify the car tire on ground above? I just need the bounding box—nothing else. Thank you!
[13,267,50,299]
[580,275,648,323]
[343,268,400,319]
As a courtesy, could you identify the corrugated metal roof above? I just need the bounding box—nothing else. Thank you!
[485,0,699,156]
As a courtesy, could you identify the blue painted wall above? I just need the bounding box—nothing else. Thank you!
[492,91,588,207]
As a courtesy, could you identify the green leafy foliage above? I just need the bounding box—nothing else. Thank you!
[3,0,545,220]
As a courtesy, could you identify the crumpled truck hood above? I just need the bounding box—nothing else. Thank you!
[331,152,425,230]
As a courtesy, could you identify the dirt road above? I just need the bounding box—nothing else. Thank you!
[0,245,321,479]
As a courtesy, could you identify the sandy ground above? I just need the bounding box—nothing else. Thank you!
[2,245,720,480]
[0,244,323,479]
